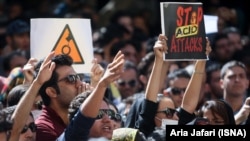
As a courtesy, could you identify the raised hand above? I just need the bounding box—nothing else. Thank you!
[35,52,56,85]
[99,51,124,87]
[90,58,104,88]
[77,81,89,94]
[154,34,168,60]
[22,58,38,84]
[235,97,250,124]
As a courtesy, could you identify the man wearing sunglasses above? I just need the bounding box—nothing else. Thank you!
[33,53,90,141]
[56,51,125,140]
[163,68,191,108]
[114,60,139,114]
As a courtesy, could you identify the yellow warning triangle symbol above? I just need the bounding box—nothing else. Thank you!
[52,24,84,64]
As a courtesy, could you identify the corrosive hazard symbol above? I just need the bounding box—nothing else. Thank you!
[52,24,84,64]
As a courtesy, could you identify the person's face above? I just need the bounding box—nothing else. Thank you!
[116,68,138,99]
[168,77,190,108]
[190,11,197,24]
[19,115,36,141]
[94,53,104,64]
[154,97,178,127]
[202,108,224,125]
[56,66,82,109]
[121,44,138,65]
[89,101,114,140]
[217,18,226,33]
[9,3,23,19]
[118,16,133,33]
[11,33,30,51]
[221,66,249,97]
[215,38,234,61]
[227,33,242,51]
[9,55,27,71]
[208,70,223,99]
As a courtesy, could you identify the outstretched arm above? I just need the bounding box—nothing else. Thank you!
[80,51,124,118]
[137,34,167,137]
[181,38,211,114]
[145,34,167,102]
[9,52,56,141]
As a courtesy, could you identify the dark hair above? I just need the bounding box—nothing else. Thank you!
[6,19,30,36]
[137,51,154,76]
[137,51,155,91]
[2,51,26,72]
[211,33,228,51]
[110,40,140,58]
[122,60,139,92]
[145,36,158,53]
[68,91,91,121]
[197,99,235,125]
[166,68,191,87]
[94,23,130,47]
[0,105,34,133]
[0,103,13,133]
[35,54,73,106]
[7,84,30,107]
[205,62,222,84]
[123,60,138,75]
[107,98,119,113]
[220,60,247,78]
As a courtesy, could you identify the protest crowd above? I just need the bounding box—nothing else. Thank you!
[0,0,250,141]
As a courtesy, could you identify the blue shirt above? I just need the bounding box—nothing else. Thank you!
[56,110,96,141]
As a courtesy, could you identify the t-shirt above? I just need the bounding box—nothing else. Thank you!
[35,106,67,141]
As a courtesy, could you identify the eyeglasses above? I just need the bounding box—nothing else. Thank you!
[21,122,37,134]
[57,73,84,84]
[194,117,224,125]
[193,117,210,125]
[170,87,186,95]
[157,108,176,118]
[117,79,137,87]
[97,109,122,122]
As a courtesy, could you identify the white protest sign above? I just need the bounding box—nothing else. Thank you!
[30,18,93,73]
[204,15,218,34]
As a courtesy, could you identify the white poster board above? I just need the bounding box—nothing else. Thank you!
[204,15,218,34]
[30,18,93,73]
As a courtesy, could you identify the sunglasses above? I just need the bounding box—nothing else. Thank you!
[96,109,122,122]
[57,73,84,84]
[117,79,136,87]
[21,122,37,134]
[170,87,186,95]
[193,117,210,125]
[157,108,176,118]
[194,117,224,125]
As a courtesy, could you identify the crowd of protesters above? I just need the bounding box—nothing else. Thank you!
[0,0,250,141]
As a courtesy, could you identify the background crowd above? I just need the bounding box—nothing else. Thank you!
[0,0,250,141]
